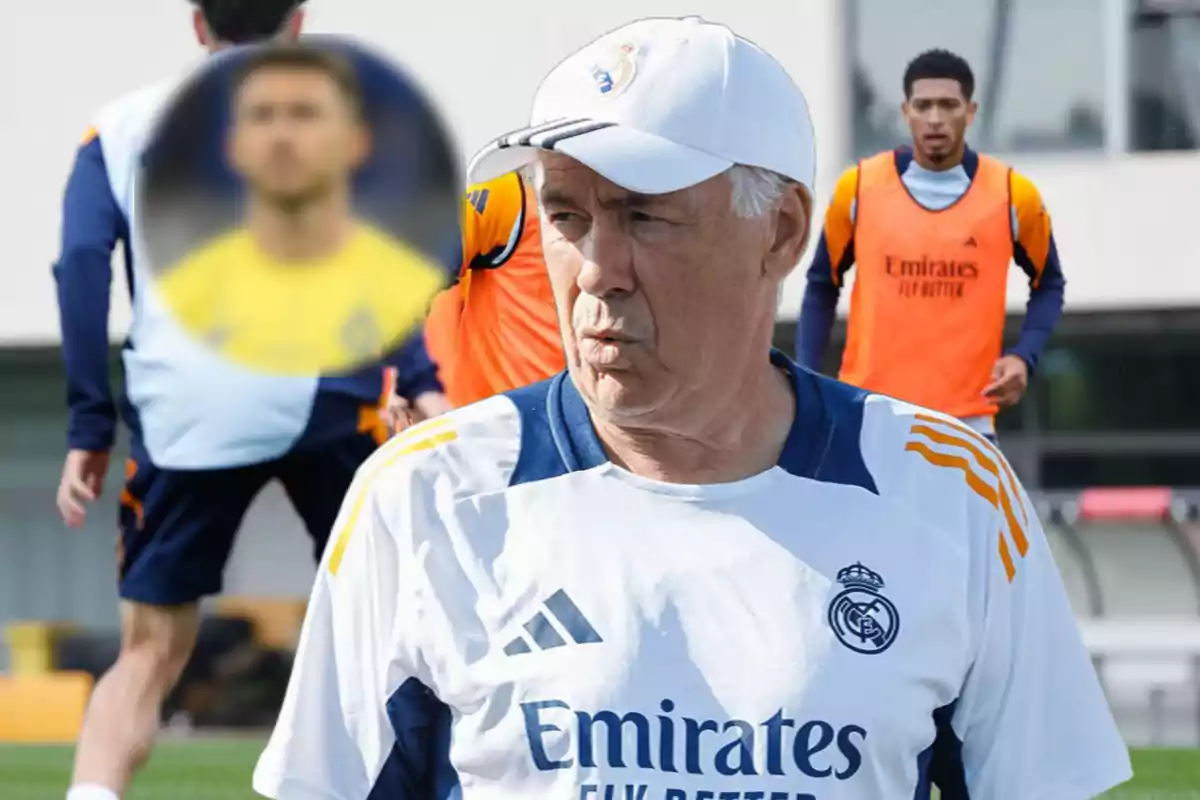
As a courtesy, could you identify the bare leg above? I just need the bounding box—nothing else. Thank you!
[69,600,200,795]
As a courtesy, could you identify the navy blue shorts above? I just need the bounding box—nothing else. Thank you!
[117,433,380,606]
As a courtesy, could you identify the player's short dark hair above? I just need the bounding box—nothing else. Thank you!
[233,43,366,120]
[192,0,305,44]
[903,49,975,100]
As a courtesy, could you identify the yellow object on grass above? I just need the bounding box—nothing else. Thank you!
[5,622,74,676]
[0,671,93,743]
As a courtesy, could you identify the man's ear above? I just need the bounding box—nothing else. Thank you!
[764,183,812,281]
[283,9,304,40]
[192,9,210,47]
[350,123,372,170]
[794,184,813,256]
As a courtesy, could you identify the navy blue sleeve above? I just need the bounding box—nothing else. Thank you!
[795,231,847,372]
[1009,234,1065,374]
[388,330,443,400]
[52,136,126,452]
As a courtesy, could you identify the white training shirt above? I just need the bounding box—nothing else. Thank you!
[80,72,333,469]
[254,353,1132,800]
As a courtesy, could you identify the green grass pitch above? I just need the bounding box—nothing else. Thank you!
[0,742,1197,799]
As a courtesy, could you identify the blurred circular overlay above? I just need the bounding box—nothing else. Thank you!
[138,36,460,376]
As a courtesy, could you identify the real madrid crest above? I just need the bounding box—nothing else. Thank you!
[827,562,901,655]
[590,43,639,97]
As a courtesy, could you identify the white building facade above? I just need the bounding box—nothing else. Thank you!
[3,0,1200,345]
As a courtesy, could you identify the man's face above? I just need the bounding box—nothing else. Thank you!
[535,154,801,425]
[229,67,367,209]
[902,78,976,165]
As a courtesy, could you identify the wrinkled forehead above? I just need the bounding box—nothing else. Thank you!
[526,153,608,193]
[530,152,725,212]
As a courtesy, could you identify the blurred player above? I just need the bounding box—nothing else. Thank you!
[394,172,563,423]
[52,4,446,800]
[158,44,446,376]
[795,49,1065,442]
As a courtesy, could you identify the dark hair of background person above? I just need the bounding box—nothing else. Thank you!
[232,43,367,121]
[903,49,976,100]
[192,0,305,44]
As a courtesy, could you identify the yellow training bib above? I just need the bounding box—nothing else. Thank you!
[157,223,445,375]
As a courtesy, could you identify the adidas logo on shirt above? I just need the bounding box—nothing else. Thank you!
[503,589,603,656]
[468,187,490,215]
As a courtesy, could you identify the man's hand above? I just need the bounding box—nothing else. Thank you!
[983,355,1029,409]
[382,394,420,434]
[383,391,453,435]
[412,391,453,420]
[57,449,111,528]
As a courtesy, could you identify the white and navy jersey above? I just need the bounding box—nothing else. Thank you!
[254,353,1131,800]
[52,66,439,469]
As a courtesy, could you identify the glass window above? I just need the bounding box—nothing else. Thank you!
[995,405,1025,432]
[1040,453,1200,488]
[1037,333,1200,431]
[1129,1,1200,151]
[849,0,1107,158]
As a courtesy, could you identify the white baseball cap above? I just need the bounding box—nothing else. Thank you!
[467,16,816,196]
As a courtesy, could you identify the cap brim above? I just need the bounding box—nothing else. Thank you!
[468,119,733,195]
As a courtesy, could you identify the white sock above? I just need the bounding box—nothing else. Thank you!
[66,785,120,800]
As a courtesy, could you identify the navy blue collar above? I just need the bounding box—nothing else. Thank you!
[545,350,834,480]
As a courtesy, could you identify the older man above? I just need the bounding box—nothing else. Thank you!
[253,16,1131,800]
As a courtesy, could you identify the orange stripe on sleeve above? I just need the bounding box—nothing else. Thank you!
[997,532,1016,582]
[1010,170,1053,288]
[904,441,997,507]
[824,166,859,287]
[905,424,1030,583]
[914,413,1028,526]
[909,423,1029,556]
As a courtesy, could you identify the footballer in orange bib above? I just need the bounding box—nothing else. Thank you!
[796,49,1064,439]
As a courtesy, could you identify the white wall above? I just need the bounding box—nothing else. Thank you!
[2,0,1197,344]
[999,152,1200,312]
[778,150,1200,320]
[0,0,843,344]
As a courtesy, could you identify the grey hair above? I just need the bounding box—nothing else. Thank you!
[519,160,794,311]
[519,159,789,218]
[726,164,790,218]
